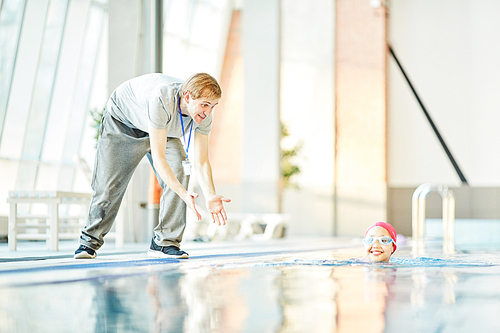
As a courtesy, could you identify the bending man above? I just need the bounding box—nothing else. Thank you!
[75,73,230,259]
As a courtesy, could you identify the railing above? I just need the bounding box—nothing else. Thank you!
[389,45,468,186]
[412,184,455,254]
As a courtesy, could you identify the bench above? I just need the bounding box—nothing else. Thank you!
[7,191,123,251]
[202,213,289,241]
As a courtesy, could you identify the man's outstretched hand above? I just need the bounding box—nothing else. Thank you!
[183,191,202,220]
[206,195,231,225]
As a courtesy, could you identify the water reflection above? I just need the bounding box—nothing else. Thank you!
[329,267,394,333]
[277,266,338,332]
[147,265,339,332]
[93,280,142,332]
[179,268,253,332]
[146,273,186,333]
[442,269,457,304]
[1,249,500,332]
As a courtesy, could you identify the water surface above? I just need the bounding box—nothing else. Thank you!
[0,242,499,332]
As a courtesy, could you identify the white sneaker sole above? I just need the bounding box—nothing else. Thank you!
[147,249,189,259]
[74,252,96,259]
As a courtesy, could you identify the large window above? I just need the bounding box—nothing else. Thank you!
[0,0,108,216]
[0,0,233,218]
[163,0,231,79]
[0,0,25,140]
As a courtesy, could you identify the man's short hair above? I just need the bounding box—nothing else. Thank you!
[181,73,222,100]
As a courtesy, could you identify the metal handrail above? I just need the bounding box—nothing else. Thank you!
[412,183,455,253]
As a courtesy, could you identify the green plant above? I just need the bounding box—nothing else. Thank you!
[89,108,104,147]
[281,122,302,189]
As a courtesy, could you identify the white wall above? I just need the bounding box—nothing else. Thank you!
[108,0,142,93]
[389,0,500,187]
[280,0,335,236]
[241,0,281,213]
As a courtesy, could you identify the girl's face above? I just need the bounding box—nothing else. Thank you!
[364,226,394,262]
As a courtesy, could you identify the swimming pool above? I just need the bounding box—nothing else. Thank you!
[426,218,500,250]
[0,238,499,332]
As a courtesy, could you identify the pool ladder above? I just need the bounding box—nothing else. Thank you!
[412,183,455,254]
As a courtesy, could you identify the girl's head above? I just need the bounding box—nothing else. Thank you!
[363,222,397,262]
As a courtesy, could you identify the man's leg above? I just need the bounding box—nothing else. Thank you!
[79,112,149,252]
[147,138,189,249]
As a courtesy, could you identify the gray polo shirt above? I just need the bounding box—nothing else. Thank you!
[106,73,212,137]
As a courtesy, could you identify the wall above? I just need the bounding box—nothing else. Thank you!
[388,0,500,187]
[240,0,281,214]
[208,10,244,213]
[334,0,388,236]
[388,0,500,234]
[280,0,336,236]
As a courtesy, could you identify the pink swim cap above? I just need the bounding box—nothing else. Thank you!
[365,222,397,253]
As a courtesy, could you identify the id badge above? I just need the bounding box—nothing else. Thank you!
[182,160,191,175]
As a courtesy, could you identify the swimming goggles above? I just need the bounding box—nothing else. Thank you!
[363,236,394,246]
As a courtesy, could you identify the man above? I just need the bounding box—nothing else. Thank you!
[75,73,230,259]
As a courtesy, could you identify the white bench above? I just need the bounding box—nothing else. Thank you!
[203,213,289,241]
[7,191,123,251]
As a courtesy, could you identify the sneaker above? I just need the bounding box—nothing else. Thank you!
[148,238,189,259]
[74,245,97,259]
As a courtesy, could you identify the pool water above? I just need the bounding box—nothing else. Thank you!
[0,240,499,332]
[426,218,500,249]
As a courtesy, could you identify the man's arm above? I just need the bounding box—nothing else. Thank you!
[148,124,202,220]
[193,132,231,225]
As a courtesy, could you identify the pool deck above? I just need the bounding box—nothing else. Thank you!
[0,236,362,274]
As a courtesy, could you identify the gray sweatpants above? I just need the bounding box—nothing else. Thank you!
[79,110,188,251]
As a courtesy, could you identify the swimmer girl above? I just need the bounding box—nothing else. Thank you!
[363,222,397,262]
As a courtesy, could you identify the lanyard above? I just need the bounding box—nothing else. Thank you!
[178,97,193,159]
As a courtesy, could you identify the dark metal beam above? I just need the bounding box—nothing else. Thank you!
[389,45,468,185]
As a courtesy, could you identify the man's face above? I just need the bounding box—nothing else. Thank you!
[364,226,394,262]
[185,91,219,124]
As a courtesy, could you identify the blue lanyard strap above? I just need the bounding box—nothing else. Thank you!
[178,97,193,159]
